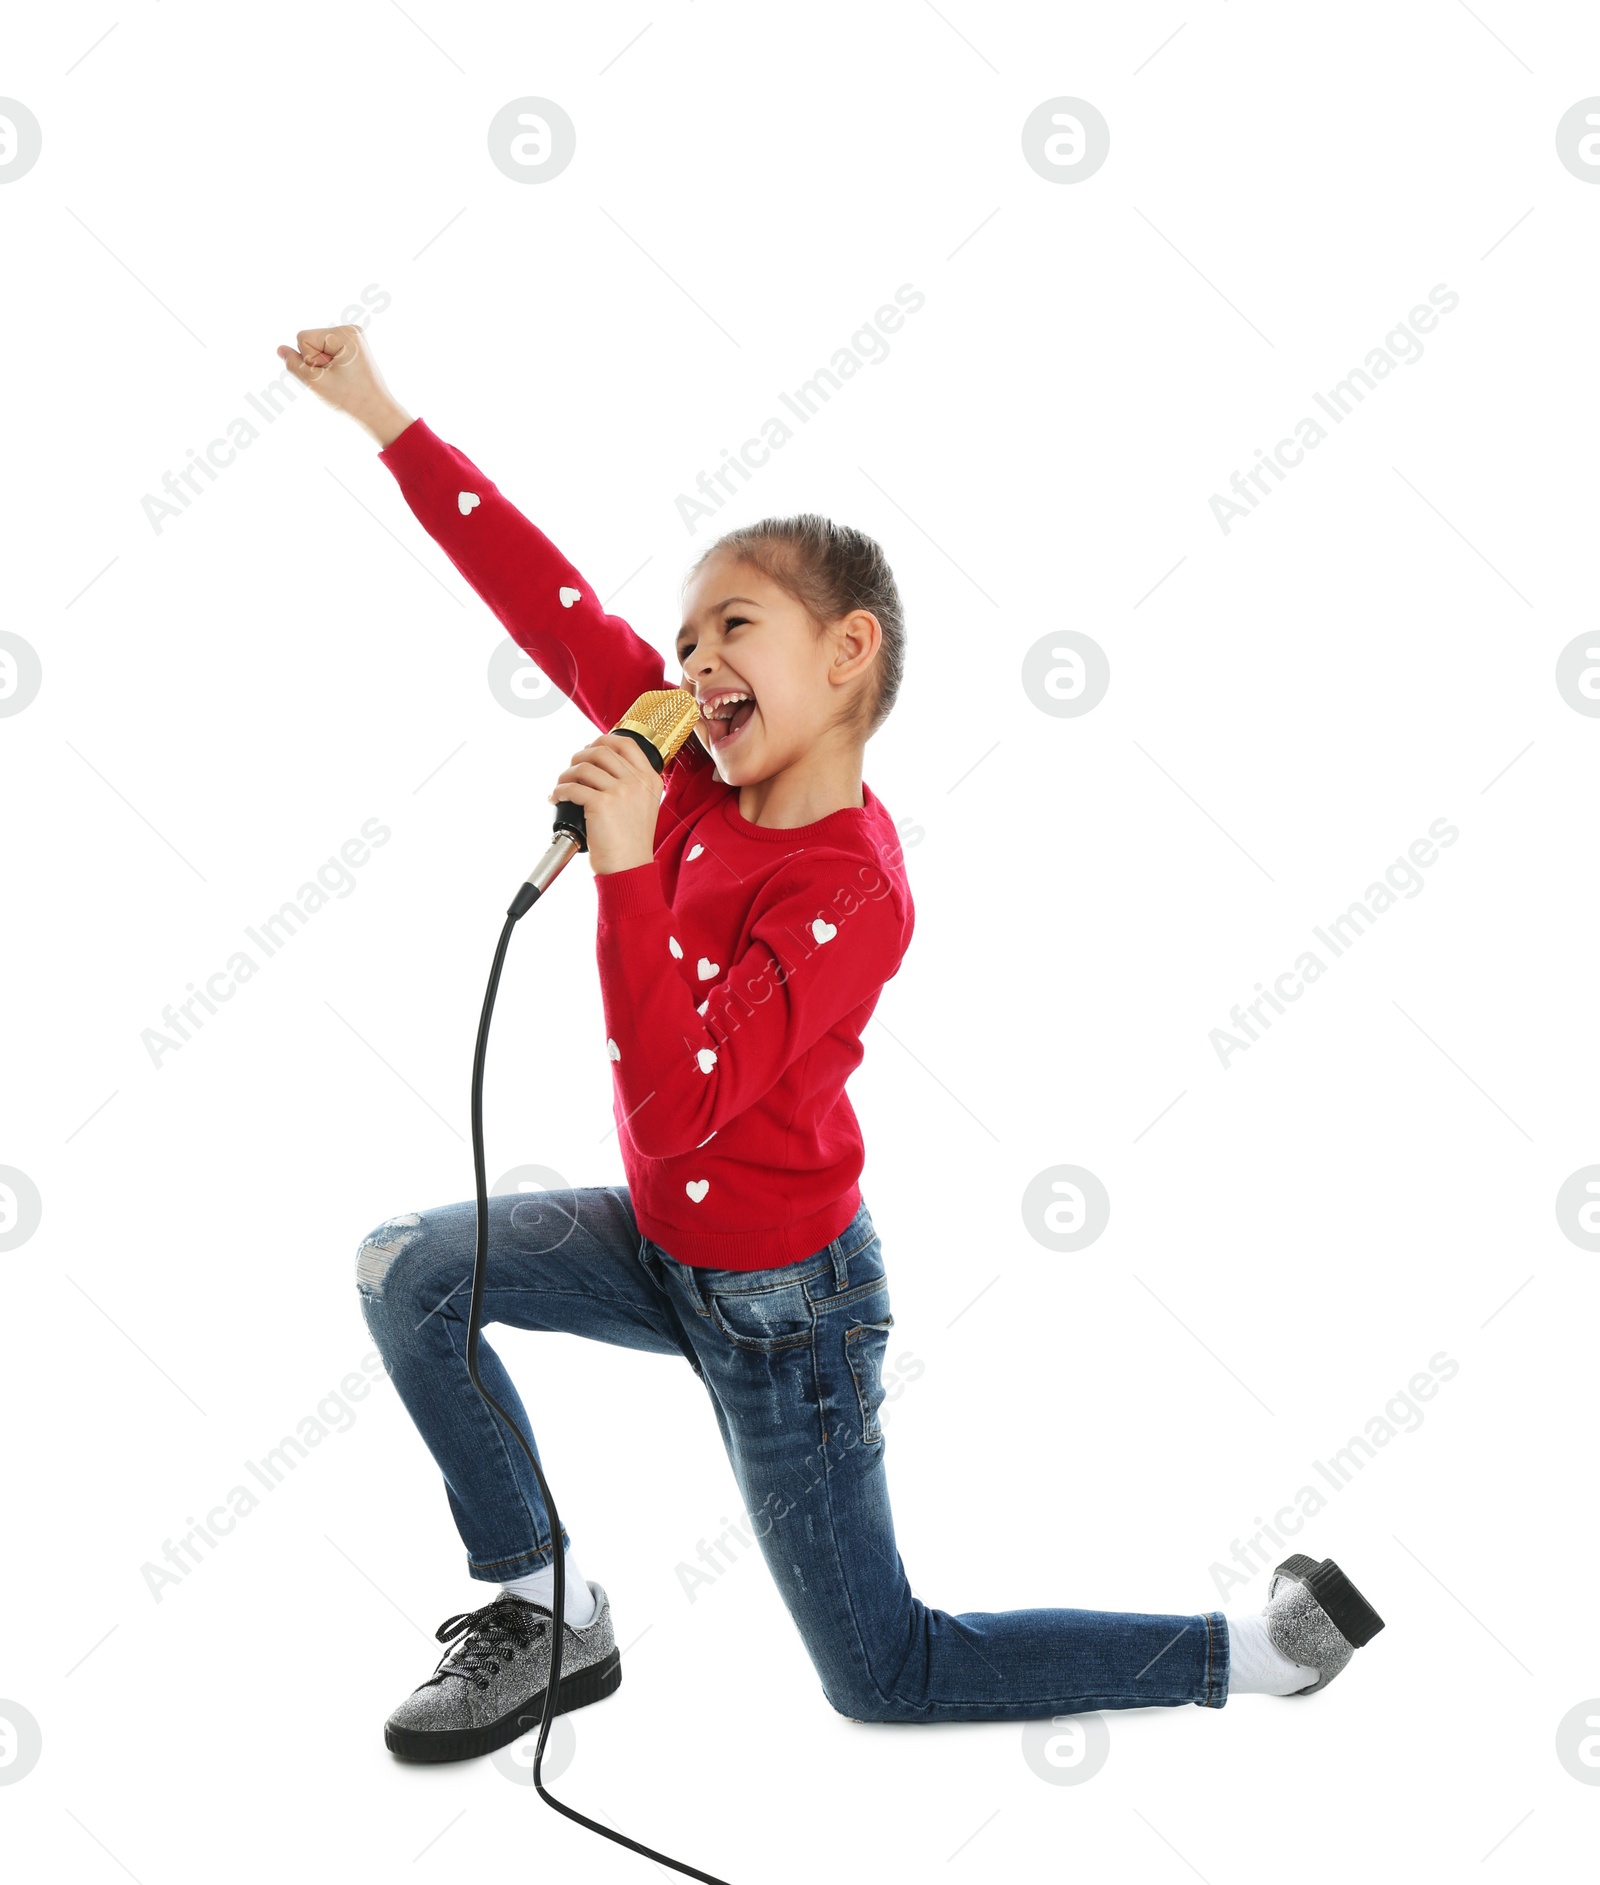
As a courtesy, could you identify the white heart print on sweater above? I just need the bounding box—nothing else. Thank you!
[696,999,708,1015]
[697,957,720,980]
[811,918,838,945]
[685,1179,709,1203]
[605,1038,621,1061]
[559,586,581,607]
[668,936,683,959]
[696,1047,717,1073]
[687,844,704,860]
[458,492,480,515]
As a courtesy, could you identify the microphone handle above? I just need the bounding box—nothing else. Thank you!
[550,795,588,853]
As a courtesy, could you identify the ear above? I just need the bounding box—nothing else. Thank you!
[828,608,882,689]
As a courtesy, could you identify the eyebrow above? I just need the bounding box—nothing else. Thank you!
[676,597,761,647]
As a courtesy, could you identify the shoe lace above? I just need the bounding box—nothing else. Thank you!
[426,1595,550,1693]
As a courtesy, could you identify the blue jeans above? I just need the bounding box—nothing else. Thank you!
[356,1189,1230,1720]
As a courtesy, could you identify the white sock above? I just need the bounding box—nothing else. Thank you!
[1225,1610,1319,1695]
[501,1544,597,1629]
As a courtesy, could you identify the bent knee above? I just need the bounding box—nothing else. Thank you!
[823,1679,901,1725]
[355,1212,426,1299]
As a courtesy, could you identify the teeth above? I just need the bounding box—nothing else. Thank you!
[702,692,752,719]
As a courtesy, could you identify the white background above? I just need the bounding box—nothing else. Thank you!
[3,2,1597,1879]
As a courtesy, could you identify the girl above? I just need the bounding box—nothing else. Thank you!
[277,323,1383,1766]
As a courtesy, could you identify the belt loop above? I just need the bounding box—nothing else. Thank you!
[831,1235,849,1293]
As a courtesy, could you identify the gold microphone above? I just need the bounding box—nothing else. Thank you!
[509,688,703,918]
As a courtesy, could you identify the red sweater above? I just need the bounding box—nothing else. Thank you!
[378,419,915,1270]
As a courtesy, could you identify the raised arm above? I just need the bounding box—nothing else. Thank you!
[276,324,669,732]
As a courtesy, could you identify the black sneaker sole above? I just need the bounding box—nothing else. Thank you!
[385,1646,622,1763]
[1273,1553,1385,1648]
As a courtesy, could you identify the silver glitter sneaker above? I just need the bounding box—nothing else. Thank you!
[384,1583,621,1762]
[1264,1554,1385,1695]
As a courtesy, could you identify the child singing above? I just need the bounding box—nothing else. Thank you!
[277,322,1383,1764]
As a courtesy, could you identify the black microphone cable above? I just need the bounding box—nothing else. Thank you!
[463,703,733,1883]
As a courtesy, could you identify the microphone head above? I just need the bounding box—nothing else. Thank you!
[616,688,703,767]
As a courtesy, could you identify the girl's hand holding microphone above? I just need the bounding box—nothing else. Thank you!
[276,325,414,446]
[548,738,664,876]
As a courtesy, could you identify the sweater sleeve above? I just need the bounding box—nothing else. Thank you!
[377,417,670,732]
[593,850,907,1160]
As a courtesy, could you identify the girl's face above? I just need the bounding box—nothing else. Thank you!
[677,552,858,784]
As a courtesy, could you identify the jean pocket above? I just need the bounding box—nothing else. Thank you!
[704,1275,816,1352]
[844,1313,895,1446]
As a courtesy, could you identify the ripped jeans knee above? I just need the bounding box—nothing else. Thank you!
[355,1211,426,1300]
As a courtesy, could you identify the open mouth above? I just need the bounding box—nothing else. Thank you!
[702,693,757,750]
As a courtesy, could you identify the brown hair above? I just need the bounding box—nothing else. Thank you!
[685,515,906,738]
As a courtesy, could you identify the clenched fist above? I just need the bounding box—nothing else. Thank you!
[275,326,413,447]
